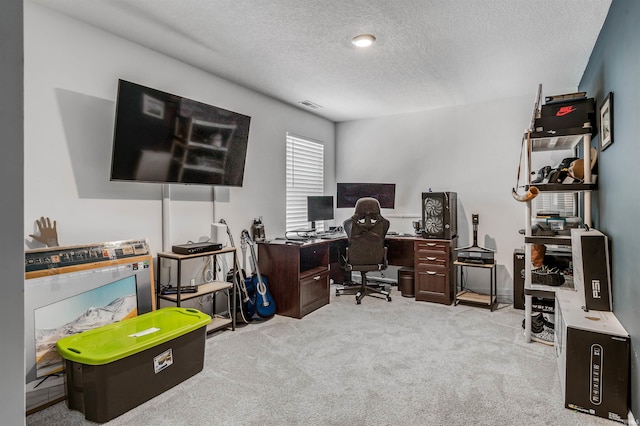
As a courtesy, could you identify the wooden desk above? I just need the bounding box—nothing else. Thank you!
[259,235,456,318]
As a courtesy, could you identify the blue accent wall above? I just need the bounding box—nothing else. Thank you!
[579,0,640,416]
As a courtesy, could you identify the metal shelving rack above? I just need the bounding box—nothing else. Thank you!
[157,248,237,333]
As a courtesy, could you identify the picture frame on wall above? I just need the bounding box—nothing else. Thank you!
[600,92,613,151]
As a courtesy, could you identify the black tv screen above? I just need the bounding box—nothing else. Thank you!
[336,183,396,208]
[307,196,334,223]
[110,79,251,186]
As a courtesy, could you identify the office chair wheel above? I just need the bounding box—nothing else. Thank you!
[356,298,361,305]
[386,296,392,302]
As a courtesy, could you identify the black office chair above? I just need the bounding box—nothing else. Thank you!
[336,197,392,304]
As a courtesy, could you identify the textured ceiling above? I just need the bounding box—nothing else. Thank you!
[32,0,611,122]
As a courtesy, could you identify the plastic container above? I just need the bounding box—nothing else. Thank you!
[56,307,211,423]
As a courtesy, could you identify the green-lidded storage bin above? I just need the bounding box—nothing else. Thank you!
[56,307,211,423]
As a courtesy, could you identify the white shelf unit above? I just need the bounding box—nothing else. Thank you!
[523,130,594,342]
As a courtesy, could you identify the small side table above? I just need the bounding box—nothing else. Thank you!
[454,261,497,311]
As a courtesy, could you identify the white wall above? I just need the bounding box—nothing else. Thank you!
[24,3,335,256]
[335,96,572,301]
[1,0,25,423]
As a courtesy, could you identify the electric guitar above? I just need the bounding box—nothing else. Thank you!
[241,229,276,319]
[219,219,253,323]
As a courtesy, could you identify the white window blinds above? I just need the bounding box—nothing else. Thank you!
[286,133,324,231]
[534,193,576,217]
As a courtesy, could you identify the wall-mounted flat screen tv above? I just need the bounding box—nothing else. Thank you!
[336,183,396,208]
[110,79,251,186]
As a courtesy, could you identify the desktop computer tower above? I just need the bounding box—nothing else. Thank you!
[421,192,457,239]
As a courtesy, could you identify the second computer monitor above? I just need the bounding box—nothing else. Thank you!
[307,195,334,230]
[336,183,396,209]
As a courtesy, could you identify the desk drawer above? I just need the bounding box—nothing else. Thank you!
[300,269,329,317]
[415,241,450,266]
[415,241,449,257]
[415,268,450,304]
[415,254,449,268]
[415,260,447,272]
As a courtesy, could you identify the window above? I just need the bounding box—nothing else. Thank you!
[534,193,576,217]
[286,133,324,231]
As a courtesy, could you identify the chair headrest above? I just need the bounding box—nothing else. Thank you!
[353,197,381,216]
[351,198,386,230]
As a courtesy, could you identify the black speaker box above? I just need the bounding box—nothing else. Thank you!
[571,228,612,311]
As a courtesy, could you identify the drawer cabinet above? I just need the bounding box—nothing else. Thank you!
[300,268,330,317]
[258,241,330,319]
[414,238,456,304]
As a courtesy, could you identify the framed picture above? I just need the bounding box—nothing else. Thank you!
[599,92,613,151]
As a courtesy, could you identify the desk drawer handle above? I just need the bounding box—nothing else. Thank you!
[313,276,321,281]
[426,243,437,247]
[426,257,437,261]
[427,271,437,275]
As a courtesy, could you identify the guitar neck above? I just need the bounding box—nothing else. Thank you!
[221,220,248,292]
[244,231,264,282]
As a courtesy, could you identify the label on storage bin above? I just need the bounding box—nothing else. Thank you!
[129,327,160,338]
[154,348,173,373]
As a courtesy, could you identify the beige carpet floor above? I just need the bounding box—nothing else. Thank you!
[27,286,615,425]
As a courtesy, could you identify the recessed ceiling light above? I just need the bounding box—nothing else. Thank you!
[351,34,376,48]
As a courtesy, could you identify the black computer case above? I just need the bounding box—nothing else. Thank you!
[555,291,629,423]
[421,192,457,239]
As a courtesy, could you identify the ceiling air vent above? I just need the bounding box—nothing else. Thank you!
[298,100,322,109]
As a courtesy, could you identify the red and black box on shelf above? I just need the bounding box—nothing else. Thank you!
[532,97,597,138]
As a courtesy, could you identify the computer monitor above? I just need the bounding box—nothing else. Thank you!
[307,195,334,230]
[336,183,396,209]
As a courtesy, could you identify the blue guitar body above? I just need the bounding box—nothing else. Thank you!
[251,273,276,319]
[242,229,276,320]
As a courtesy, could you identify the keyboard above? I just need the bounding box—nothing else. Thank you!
[319,232,342,239]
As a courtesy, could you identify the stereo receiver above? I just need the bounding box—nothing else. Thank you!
[172,242,222,255]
